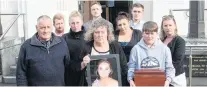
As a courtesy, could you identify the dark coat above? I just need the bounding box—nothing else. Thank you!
[62,27,88,86]
[164,36,186,76]
[16,33,70,86]
[114,29,142,62]
[85,41,128,86]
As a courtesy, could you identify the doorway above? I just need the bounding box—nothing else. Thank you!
[100,1,133,30]
[80,1,133,30]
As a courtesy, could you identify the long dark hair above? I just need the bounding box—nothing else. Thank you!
[96,60,113,79]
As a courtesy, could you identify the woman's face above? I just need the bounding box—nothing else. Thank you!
[93,26,108,44]
[69,16,83,32]
[162,19,176,36]
[98,62,111,79]
[117,19,130,32]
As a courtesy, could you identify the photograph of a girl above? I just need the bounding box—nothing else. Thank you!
[92,60,118,87]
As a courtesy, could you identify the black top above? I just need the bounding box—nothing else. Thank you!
[62,27,88,86]
[85,41,128,86]
[114,29,142,62]
[16,33,70,86]
[163,35,186,76]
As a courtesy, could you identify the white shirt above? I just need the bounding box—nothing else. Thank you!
[130,20,145,31]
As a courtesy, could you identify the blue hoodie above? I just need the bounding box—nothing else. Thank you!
[127,38,175,83]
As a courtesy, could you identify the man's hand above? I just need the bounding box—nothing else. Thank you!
[164,80,170,87]
[129,80,136,87]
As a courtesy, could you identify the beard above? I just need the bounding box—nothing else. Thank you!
[56,28,64,33]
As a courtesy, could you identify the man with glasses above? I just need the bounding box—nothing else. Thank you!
[130,3,145,31]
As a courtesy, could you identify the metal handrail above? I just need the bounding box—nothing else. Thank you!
[0,43,22,50]
[169,9,207,17]
[170,9,207,11]
[0,13,25,41]
[0,13,26,15]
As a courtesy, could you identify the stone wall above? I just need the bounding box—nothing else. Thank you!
[0,37,23,76]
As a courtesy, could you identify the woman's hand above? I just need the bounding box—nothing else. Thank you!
[81,54,90,69]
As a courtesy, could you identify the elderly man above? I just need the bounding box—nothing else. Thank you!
[16,15,70,86]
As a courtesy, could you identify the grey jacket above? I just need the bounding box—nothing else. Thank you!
[127,38,175,83]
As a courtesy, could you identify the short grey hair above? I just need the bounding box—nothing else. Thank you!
[37,15,51,25]
[84,19,115,43]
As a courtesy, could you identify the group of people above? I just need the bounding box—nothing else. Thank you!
[16,2,186,87]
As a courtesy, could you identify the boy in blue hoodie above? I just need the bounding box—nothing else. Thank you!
[128,21,175,87]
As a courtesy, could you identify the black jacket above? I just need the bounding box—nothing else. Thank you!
[164,36,186,76]
[85,41,128,86]
[62,27,88,86]
[114,29,142,62]
[16,33,70,86]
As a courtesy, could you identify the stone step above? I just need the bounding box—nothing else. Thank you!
[10,65,16,70]
[3,76,16,84]
[9,65,16,75]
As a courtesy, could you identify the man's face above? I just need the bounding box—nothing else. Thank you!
[131,7,144,21]
[54,19,64,32]
[142,31,157,45]
[36,18,52,41]
[69,16,83,32]
[91,4,102,18]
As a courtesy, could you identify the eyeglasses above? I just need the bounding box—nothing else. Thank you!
[162,15,174,19]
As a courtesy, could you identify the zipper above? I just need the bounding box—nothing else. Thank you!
[47,47,49,54]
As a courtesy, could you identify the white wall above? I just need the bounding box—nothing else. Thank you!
[26,0,79,38]
[152,0,189,37]
[133,0,190,37]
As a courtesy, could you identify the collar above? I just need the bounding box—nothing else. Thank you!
[30,33,61,48]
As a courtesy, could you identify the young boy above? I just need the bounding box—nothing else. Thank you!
[127,21,175,87]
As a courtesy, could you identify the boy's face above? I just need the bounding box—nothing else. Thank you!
[142,31,157,45]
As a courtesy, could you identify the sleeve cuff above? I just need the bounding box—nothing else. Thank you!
[128,76,133,82]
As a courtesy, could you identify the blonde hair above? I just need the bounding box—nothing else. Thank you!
[91,1,102,8]
[53,13,64,24]
[84,19,114,43]
[160,15,178,40]
[69,10,83,23]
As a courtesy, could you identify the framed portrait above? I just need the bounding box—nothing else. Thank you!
[86,54,122,86]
